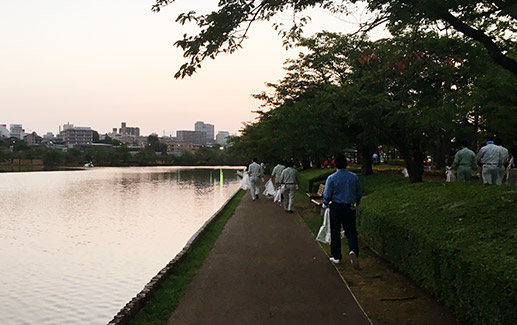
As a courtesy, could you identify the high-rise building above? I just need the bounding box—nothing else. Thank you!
[60,124,93,147]
[216,131,230,145]
[195,121,214,143]
[9,124,24,139]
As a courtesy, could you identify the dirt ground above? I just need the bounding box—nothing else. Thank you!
[295,200,463,325]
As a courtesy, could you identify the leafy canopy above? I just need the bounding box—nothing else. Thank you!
[152,0,517,76]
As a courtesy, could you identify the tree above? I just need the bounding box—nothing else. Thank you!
[251,32,378,173]
[43,149,63,166]
[343,34,485,182]
[147,135,167,153]
[92,131,100,143]
[152,0,517,76]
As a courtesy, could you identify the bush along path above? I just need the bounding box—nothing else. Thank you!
[298,170,516,324]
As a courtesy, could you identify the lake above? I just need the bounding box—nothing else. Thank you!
[0,167,242,324]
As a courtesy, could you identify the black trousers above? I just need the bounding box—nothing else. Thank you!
[329,203,358,260]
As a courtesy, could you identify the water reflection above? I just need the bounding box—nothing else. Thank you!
[0,167,241,325]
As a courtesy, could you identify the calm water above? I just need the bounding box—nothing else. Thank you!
[0,167,241,325]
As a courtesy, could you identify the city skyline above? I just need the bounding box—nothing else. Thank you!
[0,1,388,137]
[1,120,230,139]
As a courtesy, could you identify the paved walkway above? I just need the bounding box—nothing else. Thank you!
[167,189,371,324]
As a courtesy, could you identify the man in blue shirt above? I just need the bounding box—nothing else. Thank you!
[323,155,362,269]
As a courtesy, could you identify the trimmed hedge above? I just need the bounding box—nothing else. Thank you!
[298,168,335,193]
[300,170,517,324]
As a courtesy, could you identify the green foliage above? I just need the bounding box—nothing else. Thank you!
[301,171,516,323]
[299,168,336,192]
[43,149,63,166]
[358,175,517,324]
[147,135,167,153]
[232,31,511,182]
[152,0,517,76]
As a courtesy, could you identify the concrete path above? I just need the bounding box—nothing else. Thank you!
[167,189,371,324]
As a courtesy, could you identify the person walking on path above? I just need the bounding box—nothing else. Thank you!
[451,140,478,182]
[477,137,504,185]
[322,154,362,269]
[271,160,286,189]
[248,157,263,200]
[279,161,299,213]
[494,138,509,185]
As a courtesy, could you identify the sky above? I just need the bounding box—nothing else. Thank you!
[0,0,388,137]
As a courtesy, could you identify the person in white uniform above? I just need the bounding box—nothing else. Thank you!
[279,161,299,213]
[476,137,504,185]
[271,160,286,189]
[494,138,509,185]
[247,158,263,200]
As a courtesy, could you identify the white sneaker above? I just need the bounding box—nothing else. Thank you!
[349,251,360,270]
[329,257,341,264]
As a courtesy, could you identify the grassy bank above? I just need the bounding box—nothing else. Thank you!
[299,169,516,324]
[128,190,245,325]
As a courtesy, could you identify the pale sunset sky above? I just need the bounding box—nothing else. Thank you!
[0,0,387,137]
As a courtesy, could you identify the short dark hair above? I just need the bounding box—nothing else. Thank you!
[335,155,348,169]
[252,157,257,162]
[286,161,294,167]
[460,140,469,147]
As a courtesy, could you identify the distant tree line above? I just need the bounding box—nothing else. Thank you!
[0,135,244,168]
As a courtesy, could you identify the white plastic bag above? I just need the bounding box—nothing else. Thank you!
[263,179,276,196]
[445,166,456,182]
[505,157,514,185]
[273,185,285,203]
[316,208,331,243]
[240,172,251,190]
[402,168,409,177]
[316,208,345,244]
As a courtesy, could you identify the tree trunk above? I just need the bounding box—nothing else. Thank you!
[359,146,374,176]
[402,150,424,183]
[435,138,447,170]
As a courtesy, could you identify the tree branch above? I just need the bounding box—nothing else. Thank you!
[436,6,517,76]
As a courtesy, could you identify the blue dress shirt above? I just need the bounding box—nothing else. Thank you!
[323,169,362,205]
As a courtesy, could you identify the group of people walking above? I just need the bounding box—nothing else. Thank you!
[451,136,516,185]
[246,158,299,213]
[244,155,363,269]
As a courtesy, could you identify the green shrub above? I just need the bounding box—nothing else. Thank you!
[299,168,335,192]
[301,170,516,324]
[358,176,517,324]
